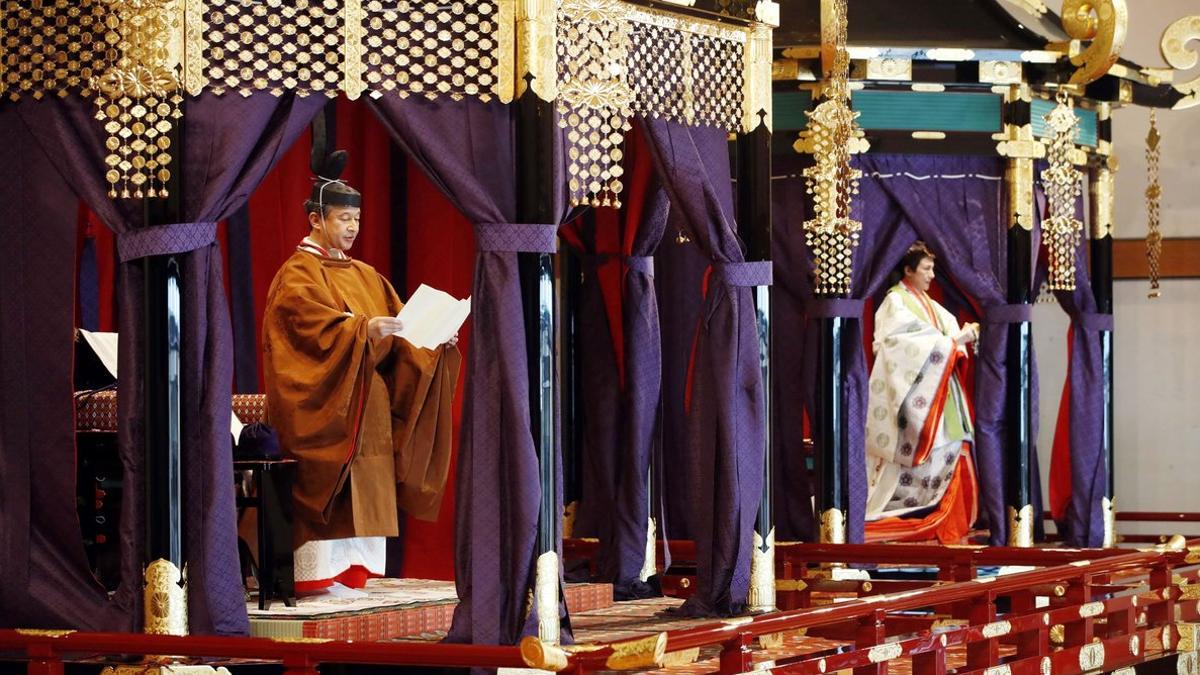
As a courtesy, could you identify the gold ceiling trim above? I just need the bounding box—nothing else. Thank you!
[557,0,773,206]
[1061,0,1128,85]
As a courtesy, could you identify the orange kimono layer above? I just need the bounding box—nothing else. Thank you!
[263,250,461,548]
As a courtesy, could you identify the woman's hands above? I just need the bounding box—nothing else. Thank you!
[953,322,980,347]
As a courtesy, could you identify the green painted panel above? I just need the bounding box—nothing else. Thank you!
[853,91,1002,132]
[772,89,1002,133]
[1031,98,1098,147]
[774,91,814,129]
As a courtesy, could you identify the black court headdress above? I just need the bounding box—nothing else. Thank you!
[309,112,362,210]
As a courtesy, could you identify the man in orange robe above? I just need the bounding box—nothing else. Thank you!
[262,153,461,593]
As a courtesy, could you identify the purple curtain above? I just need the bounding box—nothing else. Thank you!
[860,154,1044,545]
[0,104,122,630]
[772,155,918,544]
[567,167,670,599]
[655,212,711,543]
[1038,183,1107,547]
[366,96,573,645]
[15,92,323,634]
[642,119,766,616]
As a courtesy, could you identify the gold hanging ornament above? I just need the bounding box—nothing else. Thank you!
[556,0,633,208]
[91,0,183,199]
[1040,89,1084,291]
[1145,110,1163,298]
[795,0,865,296]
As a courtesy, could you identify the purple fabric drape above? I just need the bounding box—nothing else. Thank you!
[0,104,122,629]
[655,211,711,543]
[568,173,670,599]
[367,96,572,645]
[1039,183,1106,547]
[860,154,1043,545]
[15,92,322,633]
[773,155,918,544]
[642,119,766,616]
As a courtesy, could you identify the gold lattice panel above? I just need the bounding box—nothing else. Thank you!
[624,11,745,130]
[0,0,113,100]
[687,32,743,129]
[203,0,344,97]
[557,3,749,207]
[363,0,502,101]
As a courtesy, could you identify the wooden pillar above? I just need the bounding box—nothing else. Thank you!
[999,84,1037,547]
[515,1,561,643]
[1090,102,1117,547]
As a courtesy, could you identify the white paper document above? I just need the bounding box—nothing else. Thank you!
[394,283,471,349]
[79,329,119,378]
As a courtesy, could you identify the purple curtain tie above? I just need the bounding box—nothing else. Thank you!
[476,222,558,253]
[983,303,1033,324]
[808,298,866,319]
[626,256,654,275]
[712,261,772,287]
[116,222,218,263]
[1073,311,1114,332]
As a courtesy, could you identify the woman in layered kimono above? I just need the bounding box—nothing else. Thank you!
[864,242,980,544]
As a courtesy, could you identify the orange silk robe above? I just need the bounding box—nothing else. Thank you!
[263,250,461,548]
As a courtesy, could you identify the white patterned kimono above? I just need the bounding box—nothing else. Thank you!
[865,282,974,521]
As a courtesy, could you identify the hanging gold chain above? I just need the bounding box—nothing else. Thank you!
[1146,110,1163,298]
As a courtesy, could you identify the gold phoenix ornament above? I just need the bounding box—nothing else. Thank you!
[1145,111,1163,298]
[796,0,864,296]
[91,0,184,199]
[1040,90,1084,291]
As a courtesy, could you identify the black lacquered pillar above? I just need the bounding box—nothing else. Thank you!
[1000,85,1036,547]
[515,6,561,643]
[738,106,775,612]
[142,112,188,634]
[1090,102,1116,547]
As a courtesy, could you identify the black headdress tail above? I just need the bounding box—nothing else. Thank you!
[309,112,361,209]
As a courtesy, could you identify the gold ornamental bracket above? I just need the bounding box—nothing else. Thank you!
[1058,0,1128,86]
[1160,15,1200,109]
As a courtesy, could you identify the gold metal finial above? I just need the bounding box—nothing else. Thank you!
[1102,496,1117,547]
[819,507,846,544]
[1008,504,1035,547]
[143,559,188,636]
[748,527,776,612]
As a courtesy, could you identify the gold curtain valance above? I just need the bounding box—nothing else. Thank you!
[2,0,775,202]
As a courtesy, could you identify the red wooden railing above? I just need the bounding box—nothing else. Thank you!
[5,541,1199,674]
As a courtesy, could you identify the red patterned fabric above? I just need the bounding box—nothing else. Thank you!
[76,391,268,432]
